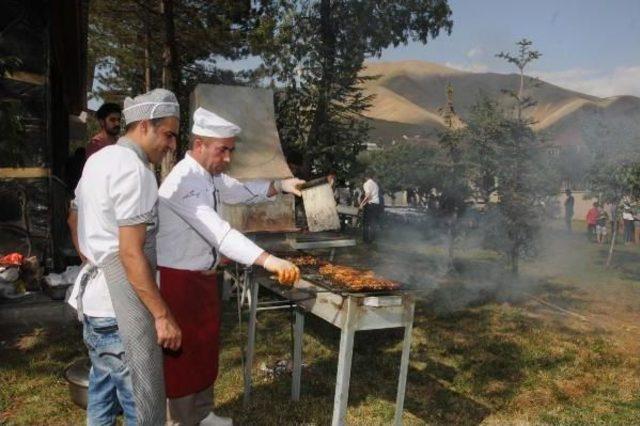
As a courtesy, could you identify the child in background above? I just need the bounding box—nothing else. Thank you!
[596,204,609,244]
[586,202,599,242]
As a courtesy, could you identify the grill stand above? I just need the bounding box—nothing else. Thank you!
[241,270,415,425]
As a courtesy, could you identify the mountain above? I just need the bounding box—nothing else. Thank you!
[360,60,640,149]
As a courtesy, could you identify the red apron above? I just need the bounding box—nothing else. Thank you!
[159,266,220,398]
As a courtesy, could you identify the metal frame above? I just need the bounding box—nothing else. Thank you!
[241,270,415,425]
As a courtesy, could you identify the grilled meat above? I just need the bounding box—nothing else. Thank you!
[286,256,400,291]
[318,264,400,291]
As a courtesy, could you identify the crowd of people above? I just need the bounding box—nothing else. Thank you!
[565,189,639,245]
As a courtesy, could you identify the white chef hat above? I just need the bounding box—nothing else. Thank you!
[122,88,180,125]
[191,107,241,138]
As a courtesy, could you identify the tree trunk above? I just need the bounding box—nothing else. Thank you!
[447,210,457,272]
[143,11,152,92]
[160,0,177,181]
[510,247,519,275]
[303,0,335,177]
[606,221,618,268]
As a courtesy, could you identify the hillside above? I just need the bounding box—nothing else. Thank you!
[360,60,640,148]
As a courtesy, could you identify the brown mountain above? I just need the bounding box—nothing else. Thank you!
[360,60,640,149]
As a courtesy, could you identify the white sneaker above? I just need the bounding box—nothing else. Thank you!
[199,411,233,426]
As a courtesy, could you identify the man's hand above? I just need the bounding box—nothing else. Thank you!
[263,255,300,285]
[155,313,182,351]
[275,178,305,197]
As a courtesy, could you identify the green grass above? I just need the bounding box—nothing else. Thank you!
[0,325,86,425]
[2,220,640,424]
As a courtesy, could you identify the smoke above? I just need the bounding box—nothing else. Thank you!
[330,204,599,316]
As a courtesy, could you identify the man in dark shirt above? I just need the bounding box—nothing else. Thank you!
[86,103,121,159]
[564,189,575,233]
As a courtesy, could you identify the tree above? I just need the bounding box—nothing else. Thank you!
[483,39,558,274]
[465,95,507,205]
[436,83,470,270]
[261,0,453,179]
[366,142,440,195]
[88,0,265,161]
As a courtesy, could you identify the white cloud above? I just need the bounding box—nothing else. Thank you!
[531,66,640,98]
[444,62,490,73]
[466,47,485,59]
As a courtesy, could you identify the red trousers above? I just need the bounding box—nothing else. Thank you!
[159,266,220,398]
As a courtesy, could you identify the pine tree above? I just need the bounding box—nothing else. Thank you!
[491,39,557,274]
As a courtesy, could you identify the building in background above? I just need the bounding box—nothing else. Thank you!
[0,0,89,271]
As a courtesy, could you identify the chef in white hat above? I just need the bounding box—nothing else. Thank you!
[156,107,304,425]
[70,88,182,425]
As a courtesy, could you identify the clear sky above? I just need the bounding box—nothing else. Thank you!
[374,0,640,98]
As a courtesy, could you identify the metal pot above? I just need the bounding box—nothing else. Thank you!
[64,358,90,409]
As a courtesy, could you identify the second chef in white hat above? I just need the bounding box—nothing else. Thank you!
[156,107,304,426]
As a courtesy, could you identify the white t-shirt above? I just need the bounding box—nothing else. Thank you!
[67,264,115,318]
[363,178,380,204]
[157,152,272,271]
[72,139,158,317]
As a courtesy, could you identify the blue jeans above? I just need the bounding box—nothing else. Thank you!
[83,316,136,426]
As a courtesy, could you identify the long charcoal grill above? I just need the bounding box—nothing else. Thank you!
[236,256,415,426]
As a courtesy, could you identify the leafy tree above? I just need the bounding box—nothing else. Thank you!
[261,0,453,179]
[366,142,440,195]
[435,83,471,269]
[485,39,558,274]
[88,0,265,160]
[465,95,507,204]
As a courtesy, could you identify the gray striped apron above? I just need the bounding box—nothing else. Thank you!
[102,138,165,425]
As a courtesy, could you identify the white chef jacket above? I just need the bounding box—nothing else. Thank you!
[72,138,158,317]
[157,152,273,271]
[363,178,380,204]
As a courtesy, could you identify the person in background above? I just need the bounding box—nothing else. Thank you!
[86,103,122,159]
[564,189,574,233]
[623,204,635,244]
[596,204,609,244]
[634,212,640,245]
[359,173,382,243]
[586,202,599,242]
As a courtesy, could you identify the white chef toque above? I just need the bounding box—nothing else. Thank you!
[191,107,241,138]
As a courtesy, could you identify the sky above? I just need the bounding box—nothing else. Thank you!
[216,0,640,99]
[373,0,640,98]
[92,0,640,109]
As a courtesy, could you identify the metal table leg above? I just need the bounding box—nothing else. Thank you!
[332,298,357,426]
[292,308,304,401]
[243,268,259,407]
[393,300,415,426]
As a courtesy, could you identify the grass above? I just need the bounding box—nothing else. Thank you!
[0,325,86,425]
[2,219,640,424]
